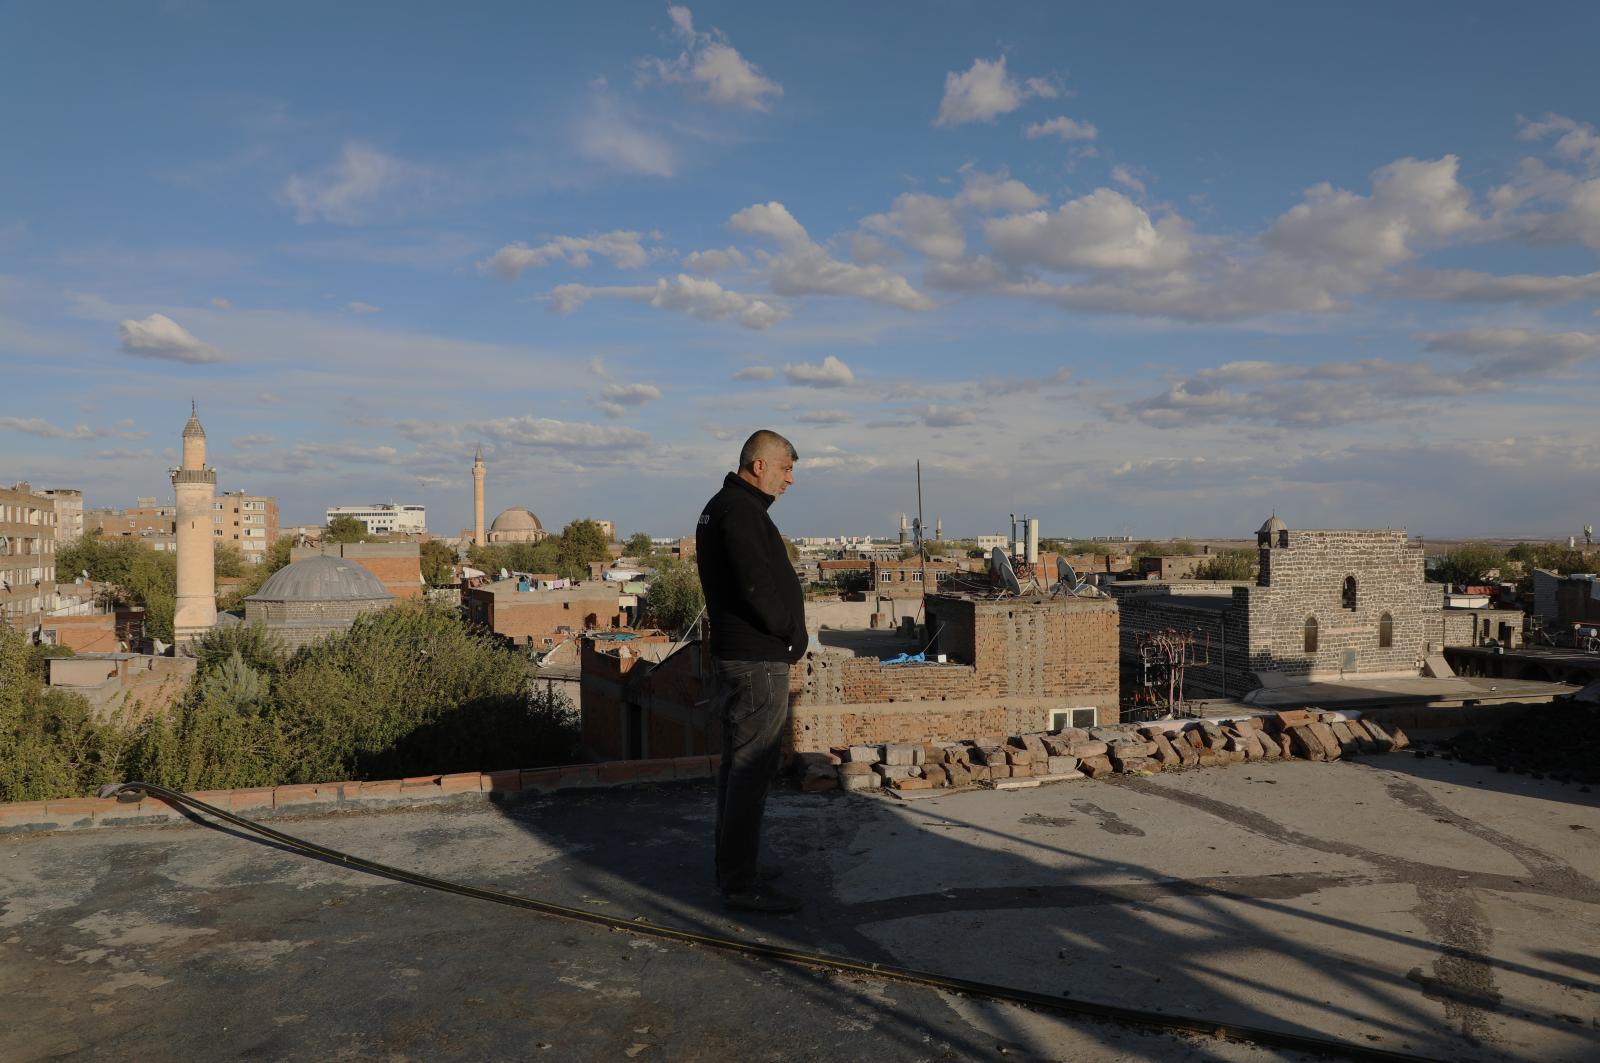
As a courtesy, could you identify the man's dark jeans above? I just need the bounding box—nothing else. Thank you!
[712,657,791,893]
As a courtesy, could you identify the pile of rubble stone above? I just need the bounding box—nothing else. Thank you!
[794,709,1410,794]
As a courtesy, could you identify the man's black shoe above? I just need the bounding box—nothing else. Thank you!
[722,885,803,913]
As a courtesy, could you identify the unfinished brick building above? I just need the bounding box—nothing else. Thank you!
[1112,517,1437,698]
[578,590,1120,760]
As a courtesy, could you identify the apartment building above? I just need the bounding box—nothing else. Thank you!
[0,482,57,631]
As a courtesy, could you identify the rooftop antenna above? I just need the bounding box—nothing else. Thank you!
[916,459,927,594]
[990,546,1022,597]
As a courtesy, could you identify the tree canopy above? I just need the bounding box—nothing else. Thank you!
[1431,545,1506,586]
[642,557,704,637]
[325,515,371,543]
[1194,548,1258,581]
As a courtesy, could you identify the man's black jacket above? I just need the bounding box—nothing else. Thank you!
[696,472,806,663]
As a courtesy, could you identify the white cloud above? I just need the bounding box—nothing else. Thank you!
[1262,156,1480,274]
[478,415,649,452]
[683,246,747,273]
[1417,328,1600,379]
[796,409,853,424]
[210,297,232,309]
[732,201,934,310]
[1392,269,1600,305]
[576,92,677,177]
[729,201,810,246]
[551,274,787,329]
[118,313,226,364]
[986,188,1192,272]
[640,5,783,111]
[0,416,145,441]
[282,143,440,225]
[732,365,774,381]
[343,301,380,314]
[1024,116,1098,142]
[1105,356,1474,429]
[1517,112,1600,167]
[784,355,855,388]
[861,169,1045,263]
[480,231,652,279]
[922,405,978,427]
[1110,165,1146,196]
[935,57,1054,127]
[594,380,663,418]
[979,366,1072,396]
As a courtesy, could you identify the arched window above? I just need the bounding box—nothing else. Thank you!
[1304,616,1319,654]
[1379,612,1393,648]
[1342,575,1358,611]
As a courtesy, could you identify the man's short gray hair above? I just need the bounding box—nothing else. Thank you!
[739,429,797,470]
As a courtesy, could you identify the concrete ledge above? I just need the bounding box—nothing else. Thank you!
[0,754,723,837]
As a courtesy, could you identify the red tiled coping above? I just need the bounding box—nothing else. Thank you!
[0,755,722,836]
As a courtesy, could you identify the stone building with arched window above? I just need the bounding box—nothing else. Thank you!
[1110,517,1442,698]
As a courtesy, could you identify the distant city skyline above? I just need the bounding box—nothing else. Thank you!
[4,3,1599,540]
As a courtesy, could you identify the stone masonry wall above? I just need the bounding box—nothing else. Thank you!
[1247,529,1431,680]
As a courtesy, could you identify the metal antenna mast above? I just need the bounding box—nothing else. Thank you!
[916,460,927,596]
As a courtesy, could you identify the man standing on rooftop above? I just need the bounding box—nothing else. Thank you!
[696,429,806,913]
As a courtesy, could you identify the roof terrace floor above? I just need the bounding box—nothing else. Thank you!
[4,757,1598,1061]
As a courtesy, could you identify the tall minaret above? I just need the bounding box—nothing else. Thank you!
[471,444,486,546]
[898,513,908,546]
[935,517,943,541]
[171,401,217,644]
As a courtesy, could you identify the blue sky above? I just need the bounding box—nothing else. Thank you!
[4,1,1600,540]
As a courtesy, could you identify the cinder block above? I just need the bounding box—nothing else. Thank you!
[1387,724,1410,751]
[845,745,880,764]
[1066,740,1108,759]
[838,762,874,777]
[1046,755,1080,775]
[839,771,880,792]
[1275,709,1314,729]
[873,763,918,781]
[922,764,950,786]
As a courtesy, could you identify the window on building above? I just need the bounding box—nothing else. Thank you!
[1304,616,1319,654]
[1379,612,1393,648]
[1342,575,1357,610]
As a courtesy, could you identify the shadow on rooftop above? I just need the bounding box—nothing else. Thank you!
[480,760,1600,1062]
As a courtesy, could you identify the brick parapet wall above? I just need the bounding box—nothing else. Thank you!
[0,756,724,836]
[787,696,1082,751]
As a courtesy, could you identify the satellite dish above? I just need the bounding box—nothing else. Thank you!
[499,567,510,580]
[990,547,1022,596]
[1060,558,1079,588]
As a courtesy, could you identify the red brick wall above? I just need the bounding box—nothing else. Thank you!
[41,614,119,652]
[347,555,424,599]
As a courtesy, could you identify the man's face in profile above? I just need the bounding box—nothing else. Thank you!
[751,453,795,498]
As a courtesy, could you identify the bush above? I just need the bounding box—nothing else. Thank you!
[1194,548,1258,580]
[0,624,131,802]
[3,602,580,801]
[642,557,705,636]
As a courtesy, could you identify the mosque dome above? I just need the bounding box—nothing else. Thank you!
[491,507,544,533]
[246,555,392,603]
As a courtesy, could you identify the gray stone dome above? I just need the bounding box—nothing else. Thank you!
[1258,514,1288,536]
[246,555,392,603]
[491,506,543,533]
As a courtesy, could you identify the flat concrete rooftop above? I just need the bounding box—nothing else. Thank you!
[1241,674,1574,710]
[4,759,1598,1061]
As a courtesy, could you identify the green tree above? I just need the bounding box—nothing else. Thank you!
[1432,545,1506,586]
[325,515,370,543]
[1194,548,1258,580]
[0,623,131,802]
[642,557,705,636]
[1170,540,1199,556]
[214,542,245,580]
[419,539,457,587]
[556,520,609,578]
[623,532,655,558]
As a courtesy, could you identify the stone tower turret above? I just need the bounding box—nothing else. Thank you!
[472,445,486,547]
[172,401,217,644]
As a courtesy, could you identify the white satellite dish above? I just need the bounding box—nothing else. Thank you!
[1052,555,1093,597]
[990,547,1022,596]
